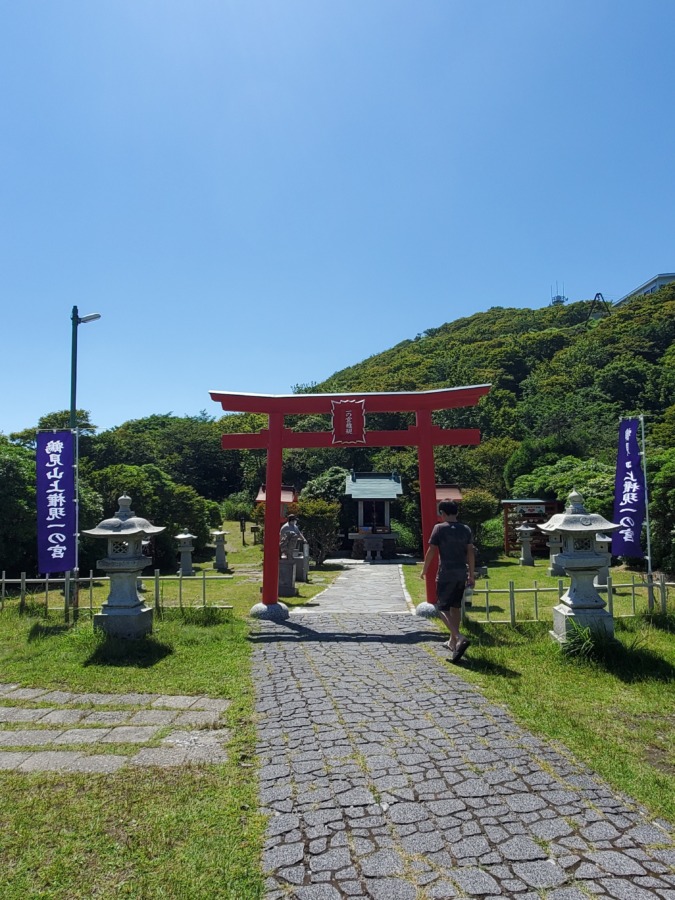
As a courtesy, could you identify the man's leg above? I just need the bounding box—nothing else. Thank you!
[438,607,461,649]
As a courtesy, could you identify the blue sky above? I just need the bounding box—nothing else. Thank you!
[2,1,674,434]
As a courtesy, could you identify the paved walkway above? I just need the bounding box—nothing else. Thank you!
[296,559,415,615]
[0,686,230,772]
[254,564,675,899]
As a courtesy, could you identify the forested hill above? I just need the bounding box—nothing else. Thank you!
[312,287,675,450]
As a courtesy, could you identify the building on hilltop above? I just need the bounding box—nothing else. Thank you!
[616,273,675,306]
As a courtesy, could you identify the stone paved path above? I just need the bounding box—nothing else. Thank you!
[296,560,415,615]
[253,604,675,898]
[0,685,230,772]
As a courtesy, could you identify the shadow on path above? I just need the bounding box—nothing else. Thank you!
[249,618,440,647]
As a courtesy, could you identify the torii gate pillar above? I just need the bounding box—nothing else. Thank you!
[210,386,490,618]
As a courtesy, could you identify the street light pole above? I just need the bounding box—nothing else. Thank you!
[69,305,101,618]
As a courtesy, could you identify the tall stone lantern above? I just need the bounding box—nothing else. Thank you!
[83,495,165,638]
[538,490,620,644]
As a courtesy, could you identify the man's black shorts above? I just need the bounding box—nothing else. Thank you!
[436,576,466,610]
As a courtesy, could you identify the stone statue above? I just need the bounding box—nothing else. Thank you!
[279,514,306,559]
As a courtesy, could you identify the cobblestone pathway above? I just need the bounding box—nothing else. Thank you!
[296,560,414,615]
[0,685,230,772]
[253,611,675,899]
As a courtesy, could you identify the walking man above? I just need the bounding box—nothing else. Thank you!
[420,500,475,662]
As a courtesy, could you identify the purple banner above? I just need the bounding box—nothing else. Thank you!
[611,418,645,558]
[36,431,76,574]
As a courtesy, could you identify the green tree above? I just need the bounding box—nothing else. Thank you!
[290,499,341,566]
[458,489,499,544]
[10,410,97,450]
[0,438,38,574]
[300,467,350,502]
[87,464,213,570]
[511,456,615,519]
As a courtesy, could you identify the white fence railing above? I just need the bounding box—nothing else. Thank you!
[0,569,235,620]
[463,572,672,624]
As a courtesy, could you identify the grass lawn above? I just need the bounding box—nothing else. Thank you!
[404,557,675,825]
[0,524,341,899]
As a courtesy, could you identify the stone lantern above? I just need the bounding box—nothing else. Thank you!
[211,530,229,572]
[175,528,196,576]
[516,524,536,567]
[83,495,165,638]
[538,490,620,644]
[594,533,612,588]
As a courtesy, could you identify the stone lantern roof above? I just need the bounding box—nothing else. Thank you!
[83,495,165,538]
[538,490,619,536]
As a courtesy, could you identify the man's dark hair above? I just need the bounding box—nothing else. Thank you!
[438,500,458,516]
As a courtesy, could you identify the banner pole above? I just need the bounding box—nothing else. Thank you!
[639,414,654,611]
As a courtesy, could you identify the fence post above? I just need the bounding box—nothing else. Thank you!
[154,569,161,617]
[178,572,183,611]
[485,582,490,623]
[20,572,26,615]
[202,570,207,608]
[607,573,614,617]
[509,581,516,626]
[659,573,667,615]
[533,580,539,622]
[89,571,94,617]
[45,574,50,617]
[64,572,70,624]
[1,571,5,611]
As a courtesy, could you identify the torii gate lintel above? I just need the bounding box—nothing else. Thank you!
[210,386,491,611]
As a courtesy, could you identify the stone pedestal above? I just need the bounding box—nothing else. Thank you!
[250,601,290,620]
[293,542,310,582]
[548,550,615,643]
[415,601,439,618]
[93,559,155,638]
[278,559,297,597]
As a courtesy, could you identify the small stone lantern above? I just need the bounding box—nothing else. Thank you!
[175,528,196,576]
[211,530,229,572]
[83,495,165,638]
[516,524,536,567]
[538,490,620,644]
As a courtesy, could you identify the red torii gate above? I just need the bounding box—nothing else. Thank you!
[210,385,490,609]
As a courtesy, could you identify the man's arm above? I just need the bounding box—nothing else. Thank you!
[420,544,438,579]
[466,542,475,586]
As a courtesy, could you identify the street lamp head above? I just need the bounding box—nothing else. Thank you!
[79,313,101,324]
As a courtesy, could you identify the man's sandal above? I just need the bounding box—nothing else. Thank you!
[451,638,470,663]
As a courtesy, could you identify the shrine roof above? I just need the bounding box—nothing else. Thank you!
[256,485,298,504]
[344,472,403,500]
[435,484,463,502]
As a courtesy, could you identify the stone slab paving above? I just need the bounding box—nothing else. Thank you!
[0,685,231,772]
[297,560,415,615]
[252,612,675,899]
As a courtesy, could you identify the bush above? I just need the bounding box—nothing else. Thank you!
[221,491,253,523]
[390,518,420,554]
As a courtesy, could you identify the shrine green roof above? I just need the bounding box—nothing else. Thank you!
[344,472,403,500]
